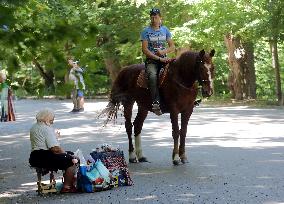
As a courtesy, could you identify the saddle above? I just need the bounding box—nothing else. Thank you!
[137,59,175,88]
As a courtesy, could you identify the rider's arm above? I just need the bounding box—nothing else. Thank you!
[142,40,162,61]
[157,38,175,56]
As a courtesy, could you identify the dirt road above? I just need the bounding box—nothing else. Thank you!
[1,99,284,204]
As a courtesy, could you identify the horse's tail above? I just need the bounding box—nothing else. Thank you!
[98,95,126,125]
[98,71,128,125]
[97,100,120,125]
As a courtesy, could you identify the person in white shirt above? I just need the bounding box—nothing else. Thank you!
[29,109,78,193]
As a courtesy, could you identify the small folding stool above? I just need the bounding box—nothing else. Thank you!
[35,167,57,195]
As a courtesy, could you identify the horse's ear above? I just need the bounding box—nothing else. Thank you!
[199,49,205,57]
[210,49,215,57]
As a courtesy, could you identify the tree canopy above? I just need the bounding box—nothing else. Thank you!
[0,0,283,103]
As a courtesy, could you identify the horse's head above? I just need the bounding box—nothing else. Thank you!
[197,49,215,97]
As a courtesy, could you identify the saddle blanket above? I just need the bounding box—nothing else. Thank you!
[137,64,170,88]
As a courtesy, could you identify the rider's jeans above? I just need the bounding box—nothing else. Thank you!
[145,61,160,104]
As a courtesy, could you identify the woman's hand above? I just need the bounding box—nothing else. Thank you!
[50,146,65,154]
[55,129,60,138]
[72,158,78,164]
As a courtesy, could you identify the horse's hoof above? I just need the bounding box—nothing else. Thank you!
[181,158,189,164]
[138,157,148,162]
[173,160,180,165]
[129,158,138,163]
[180,154,188,164]
[172,153,180,165]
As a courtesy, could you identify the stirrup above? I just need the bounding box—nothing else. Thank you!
[194,99,202,107]
[152,102,162,116]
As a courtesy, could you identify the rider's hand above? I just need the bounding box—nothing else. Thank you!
[156,49,165,57]
[159,57,169,63]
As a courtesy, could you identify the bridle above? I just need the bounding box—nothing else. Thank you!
[170,55,209,91]
[195,56,211,87]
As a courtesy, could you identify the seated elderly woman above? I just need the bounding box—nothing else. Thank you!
[29,108,78,193]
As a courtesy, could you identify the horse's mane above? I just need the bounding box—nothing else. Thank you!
[172,50,199,77]
[175,47,190,58]
[176,50,198,64]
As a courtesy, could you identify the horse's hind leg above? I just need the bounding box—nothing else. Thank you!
[123,101,136,163]
[133,106,148,162]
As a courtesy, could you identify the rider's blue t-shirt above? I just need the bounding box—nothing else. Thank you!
[140,26,172,57]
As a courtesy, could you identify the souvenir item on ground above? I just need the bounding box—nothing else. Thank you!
[76,150,114,193]
[90,144,133,187]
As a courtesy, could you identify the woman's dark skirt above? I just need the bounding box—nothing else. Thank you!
[29,149,74,171]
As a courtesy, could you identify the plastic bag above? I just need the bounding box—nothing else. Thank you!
[95,159,111,183]
[74,149,87,166]
[77,159,113,192]
[86,165,100,183]
[77,165,93,193]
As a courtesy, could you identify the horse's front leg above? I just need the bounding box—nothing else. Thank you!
[133,106,148,162]
[123,101,136,163]
[170,111,180,165]
[179,110,193,164]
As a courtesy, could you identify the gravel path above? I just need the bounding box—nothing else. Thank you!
[0,99,284,204]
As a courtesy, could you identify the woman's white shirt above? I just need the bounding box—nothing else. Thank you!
[30,122,59,151]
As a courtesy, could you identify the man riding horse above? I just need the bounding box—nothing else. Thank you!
[141,8,175,116]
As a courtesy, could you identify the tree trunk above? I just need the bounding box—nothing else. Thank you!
[32,58,54,89]
[242,42,256,99]
[269,38,282,104]
[64,41,72,99]
[224,34,244,100]
[104,57,121,84]
[224,34,256,100]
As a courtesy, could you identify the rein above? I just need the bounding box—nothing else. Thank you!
[171,54,204,91]
[173,78,197,91]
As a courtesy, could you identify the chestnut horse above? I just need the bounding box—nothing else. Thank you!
[101,49,215,165]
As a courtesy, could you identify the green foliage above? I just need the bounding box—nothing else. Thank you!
[0,0,283,102]
[171,0,283,99]
[254,41,276,99]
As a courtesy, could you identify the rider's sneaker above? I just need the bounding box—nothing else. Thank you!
[152,102,162,116]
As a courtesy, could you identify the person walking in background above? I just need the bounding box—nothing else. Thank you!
[68,58,85,113]
[0,71,15,122]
